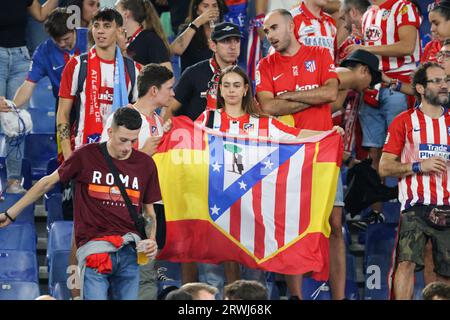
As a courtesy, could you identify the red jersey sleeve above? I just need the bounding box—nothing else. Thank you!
[383,113,406,156]
[255,58,274,94]
[318,47,338,84]
[58,56,79,100]
[396,2,421,29]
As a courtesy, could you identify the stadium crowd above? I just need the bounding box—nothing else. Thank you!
[0,0,449,301]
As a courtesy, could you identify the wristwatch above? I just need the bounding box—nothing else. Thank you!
[188,22,199,32]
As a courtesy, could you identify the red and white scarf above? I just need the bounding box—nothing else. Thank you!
[84,47,103,144]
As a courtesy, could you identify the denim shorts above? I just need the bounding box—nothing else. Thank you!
[359,88,408,148]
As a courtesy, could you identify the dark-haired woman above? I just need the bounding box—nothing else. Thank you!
[171,0,228,73]
[116,0,172,70]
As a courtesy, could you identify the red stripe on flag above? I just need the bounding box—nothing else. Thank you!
[274,159,289,248]
[230,199,241,241]
[299,144,314,234]
[252,182,265,259]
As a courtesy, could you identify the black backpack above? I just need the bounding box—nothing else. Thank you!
[344,158,398,216]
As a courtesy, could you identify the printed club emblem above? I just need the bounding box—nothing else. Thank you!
[304,60,316,73]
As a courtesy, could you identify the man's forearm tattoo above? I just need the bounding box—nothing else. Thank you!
[57,123,70,140]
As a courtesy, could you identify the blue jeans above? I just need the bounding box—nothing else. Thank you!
[83,244,140,300]
[0,46,30,180]
[359,88,408,148]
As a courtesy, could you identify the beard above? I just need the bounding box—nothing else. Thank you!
[424,89,450,106]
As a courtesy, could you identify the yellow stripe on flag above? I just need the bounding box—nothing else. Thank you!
[153,149,210,221]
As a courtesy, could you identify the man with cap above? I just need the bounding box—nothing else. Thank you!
[334,49,381,170]
[165,22,242,121]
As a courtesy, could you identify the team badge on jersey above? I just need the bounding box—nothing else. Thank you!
[151,126,157,134]
[399,5,408,15]
[255,70,261,86]
[304,60,316,73]
[382,10,390,20]
[365,25,382,42]
[447,126,450,136]
[243,123,254,133]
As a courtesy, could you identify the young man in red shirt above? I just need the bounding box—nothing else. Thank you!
[256,9,345,300]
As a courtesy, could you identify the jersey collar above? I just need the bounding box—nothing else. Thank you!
[300,2,325,21]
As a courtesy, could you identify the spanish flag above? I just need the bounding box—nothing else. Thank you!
[153,116,342,280]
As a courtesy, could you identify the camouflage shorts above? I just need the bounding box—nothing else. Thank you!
[397,207,450,277]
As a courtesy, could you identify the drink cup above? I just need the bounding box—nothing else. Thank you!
[136,241,149,265]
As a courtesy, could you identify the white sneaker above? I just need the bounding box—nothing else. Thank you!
[6,180,26,194]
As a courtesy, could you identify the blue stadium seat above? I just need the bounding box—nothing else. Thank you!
[301,278,331,300]
[0,193,35,224]
[53,281,72,300]
[345,279,360,300]
[155,259,181,281]
[21,158,32,190]
[413,271,425,300]
[384,176,398,188]
[0,250,39,282]
[28,108,56,133]
[0,281,40,300]
[44,193,63,231]
[30,77,55,111]
[0,157,6,193]
[47,221,73,261]
[383,200,401,224]
[364,223,397,300]
[0,222,36,252]
[24,133,57,180]
[48,250,71,291]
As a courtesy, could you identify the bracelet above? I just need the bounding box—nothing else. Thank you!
[188,22,198,32]
[412,162,421,174]
[4,210,15,222]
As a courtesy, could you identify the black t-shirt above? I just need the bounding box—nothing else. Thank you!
[127,29,170,66]
[178,24,213,73]
[167,0,190,35]
[0,0,33,48]
[174,59,213,121]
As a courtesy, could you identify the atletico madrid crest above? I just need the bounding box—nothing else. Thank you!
[304,60,316,73]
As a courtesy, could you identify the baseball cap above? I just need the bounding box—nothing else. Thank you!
[211,22,242,41]
[341,49,382,87]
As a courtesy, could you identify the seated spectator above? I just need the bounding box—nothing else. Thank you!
[179,282,218,300]
[171,0,228,73]
[224,280,268,300]
[422,282,450,300]
[165,288,194,300]
[115,0,172,70]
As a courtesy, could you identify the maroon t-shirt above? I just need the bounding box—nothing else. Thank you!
[58,143,162,247]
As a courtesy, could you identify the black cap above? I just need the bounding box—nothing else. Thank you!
[341,49,382,87]
[211,22,242,41]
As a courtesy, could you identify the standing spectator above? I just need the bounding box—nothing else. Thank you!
[179,282,218,300]
[56,8,140,299]
[167,0,191,36]
[345,0,421,192]
[256,9,340,300]
[57,8,140,161]
[0,107,162,300]
[0,8,88,112]
[291,0,338,59]
[224,279,268,300]
[101,64,174,300]
[422,282,450,300]
[115,0,172,70]
[170,0,228,73]
[64,0,100,28]
[379,62,450,300]
[0,0,58,194]
[166,22,241,121]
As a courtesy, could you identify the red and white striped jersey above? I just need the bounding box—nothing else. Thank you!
[383,107,450,210]
[361,0,421,77]
[101,104,164,149]
[196,109,300,140]
[291,2,337,59]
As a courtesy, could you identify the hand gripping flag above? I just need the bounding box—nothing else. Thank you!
[153,116,342,280]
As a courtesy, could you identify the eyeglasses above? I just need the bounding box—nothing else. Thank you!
[436,50,450,62]
[426,77,450,86]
